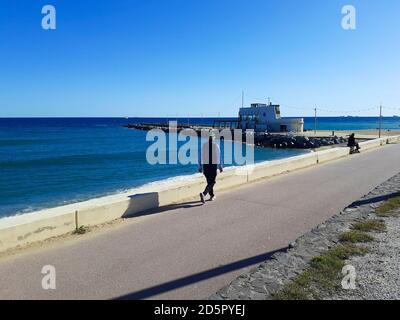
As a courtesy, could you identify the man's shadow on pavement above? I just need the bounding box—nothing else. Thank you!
[123,193,203,219]
[138,201,203,216]
[349,191,400,208]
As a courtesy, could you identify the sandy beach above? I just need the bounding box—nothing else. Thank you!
[299,129,400,139]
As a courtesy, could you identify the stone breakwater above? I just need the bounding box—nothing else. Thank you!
[254,133,348,149]
[125,123,350,149]
[209,173,400,300]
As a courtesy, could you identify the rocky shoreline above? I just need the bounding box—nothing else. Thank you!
[254,133,347,149]
[210,173,400,300]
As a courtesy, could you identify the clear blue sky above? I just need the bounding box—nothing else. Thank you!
[0,0,399,117]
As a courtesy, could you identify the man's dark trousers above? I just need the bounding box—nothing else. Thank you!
[203,164,218,197]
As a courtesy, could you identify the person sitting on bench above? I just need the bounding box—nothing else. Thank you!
[348,133,360,154]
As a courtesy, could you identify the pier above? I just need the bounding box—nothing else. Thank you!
[124,123,353,149]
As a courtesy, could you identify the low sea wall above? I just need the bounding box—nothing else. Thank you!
[1,136,399,253]
[387,135,400,144]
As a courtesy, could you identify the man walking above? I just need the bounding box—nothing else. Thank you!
[199,134,223,204]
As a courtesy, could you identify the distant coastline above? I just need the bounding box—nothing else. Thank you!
[1,116,399,130]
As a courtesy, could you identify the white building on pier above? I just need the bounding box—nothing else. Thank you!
[239,103,304,133]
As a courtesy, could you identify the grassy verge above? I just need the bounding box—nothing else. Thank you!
[273,190,400,300]
[273,243,368,300]
[339,230,374,243]
[73,225,89,235]
[352,220,386,232]
[376,193,400,217]
[273,225,380,300]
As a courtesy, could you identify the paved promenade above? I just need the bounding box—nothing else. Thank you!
[0,144,399,300]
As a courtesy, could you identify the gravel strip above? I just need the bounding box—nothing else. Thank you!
[328,211,400,300]
[210,173,400,300]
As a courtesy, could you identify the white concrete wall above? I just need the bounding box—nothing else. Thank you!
[0,208,76,252]
[359,138,386,151]
[316,147,350,164]
[215,167,249,192]
[1,136,398,252]
[248,153,318,182]
[387,136,400,144]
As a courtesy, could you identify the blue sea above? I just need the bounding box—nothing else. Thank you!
[0,117,399,218]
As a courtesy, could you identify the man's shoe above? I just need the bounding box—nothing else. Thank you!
[210,195,216,201]
[200,193,205,204]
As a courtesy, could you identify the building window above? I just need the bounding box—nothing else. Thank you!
[275,107,281,119]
